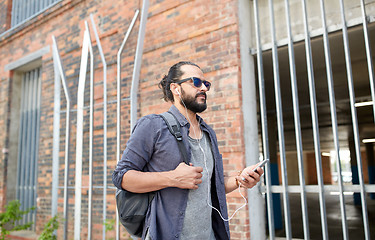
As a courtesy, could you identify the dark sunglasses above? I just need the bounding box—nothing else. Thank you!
[175,77,211,90]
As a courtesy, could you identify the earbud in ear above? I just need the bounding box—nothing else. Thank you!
[176,89,180,96]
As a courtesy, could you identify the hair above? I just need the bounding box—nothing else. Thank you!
[158,61,201,102]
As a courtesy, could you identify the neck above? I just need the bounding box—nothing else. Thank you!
[174,103,201,138]
[175,103,198,125]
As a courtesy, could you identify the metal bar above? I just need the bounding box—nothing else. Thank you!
[18,73,27,225]
[16,74,24,198]
[319,0,348,238]
[24,0,28,23]
[22,72,29,226]
[15,0,20,25]
[19,0,24,24]
[23,72,33,226]
[16,0,21,25]
[32,68,42,230]
[115,10,139,239]
[16,72,25,214]
[301,1,328,239]
[35,0,38,18]
[28,71,35,224]
[26,0,30,22]
[268,0,292,238]
[19,0,23,24]
[26,69,37,226]
[284,0,309,239]
[32,0,36,18]
[22,0,26,24]
[253,1,274,239]
[360,0,375,123]
[52,35,71,240]
[27,0,32,20]
[27,69,38,226]
[84,21,94,240]
[264,184,375,193]
[31,0,35,20]
[89,14,107,240]
[17,74,27,226]
[339,0,370,238]
[11,0,16,27]
[51,37,61,220]
[38,0,42,14]
[130,0,149,130]
[74,29,90,240]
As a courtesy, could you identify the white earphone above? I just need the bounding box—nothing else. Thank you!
[178,94,247,222]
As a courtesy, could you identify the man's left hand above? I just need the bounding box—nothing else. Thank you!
[236,165,264,189]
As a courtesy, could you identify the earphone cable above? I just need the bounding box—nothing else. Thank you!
[178,93,247,221]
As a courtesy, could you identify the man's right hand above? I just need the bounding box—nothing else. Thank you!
[171,162,203,189]
[122,162,203,193]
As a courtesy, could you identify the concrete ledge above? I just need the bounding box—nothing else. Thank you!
[4,46,49,71]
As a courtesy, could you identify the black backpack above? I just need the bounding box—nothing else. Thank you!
[116,111,189,237]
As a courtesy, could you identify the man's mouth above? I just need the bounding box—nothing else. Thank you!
[196,92,206,100]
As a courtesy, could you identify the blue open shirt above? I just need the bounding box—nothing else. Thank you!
[112,105,230,240]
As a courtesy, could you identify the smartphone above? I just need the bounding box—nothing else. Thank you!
[252,159,269,173]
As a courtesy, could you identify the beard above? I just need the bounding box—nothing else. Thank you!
[180,88,207,113]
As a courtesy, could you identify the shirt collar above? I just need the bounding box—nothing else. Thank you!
[169,105,189,127]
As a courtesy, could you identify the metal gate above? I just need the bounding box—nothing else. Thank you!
[16,67,41,229]
[252,0,375,239]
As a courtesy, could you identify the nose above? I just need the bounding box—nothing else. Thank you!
[200,82,209,92]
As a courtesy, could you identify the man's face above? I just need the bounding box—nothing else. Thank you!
[178,65,209,113]
[180,87,207,113]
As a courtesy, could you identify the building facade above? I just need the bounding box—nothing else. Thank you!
[1,0,375,239]
[0,0,259,239]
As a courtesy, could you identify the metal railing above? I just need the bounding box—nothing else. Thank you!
[253,0,374,239]
[51,5,146,238]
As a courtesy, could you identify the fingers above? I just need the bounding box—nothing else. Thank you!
[255,167,264,175]
[188,176,202,190]
[174,163,203,189]
[237,166,264,188]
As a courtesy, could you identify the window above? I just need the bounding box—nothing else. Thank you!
[15,67,41,229]
[11,0,61,27]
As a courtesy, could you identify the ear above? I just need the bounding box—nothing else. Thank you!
[170,83,180,97]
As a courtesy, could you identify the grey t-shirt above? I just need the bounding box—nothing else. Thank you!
[180,132,216,240]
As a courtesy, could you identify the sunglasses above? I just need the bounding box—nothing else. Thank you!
[175,77,211,90]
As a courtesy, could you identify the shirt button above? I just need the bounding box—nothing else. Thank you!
[175,234,179,238]
[180,211,184,216]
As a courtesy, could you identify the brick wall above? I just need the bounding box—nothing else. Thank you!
[0,0,11,33]
[0,0,250,239]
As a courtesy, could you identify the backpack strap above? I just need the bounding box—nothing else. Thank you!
[159,111,189,165]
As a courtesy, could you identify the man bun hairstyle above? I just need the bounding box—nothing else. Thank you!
[158,61,200,102]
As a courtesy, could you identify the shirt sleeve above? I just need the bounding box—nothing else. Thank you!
[112,115,159,190]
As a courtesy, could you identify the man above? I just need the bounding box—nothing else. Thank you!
[112,61,264,240]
